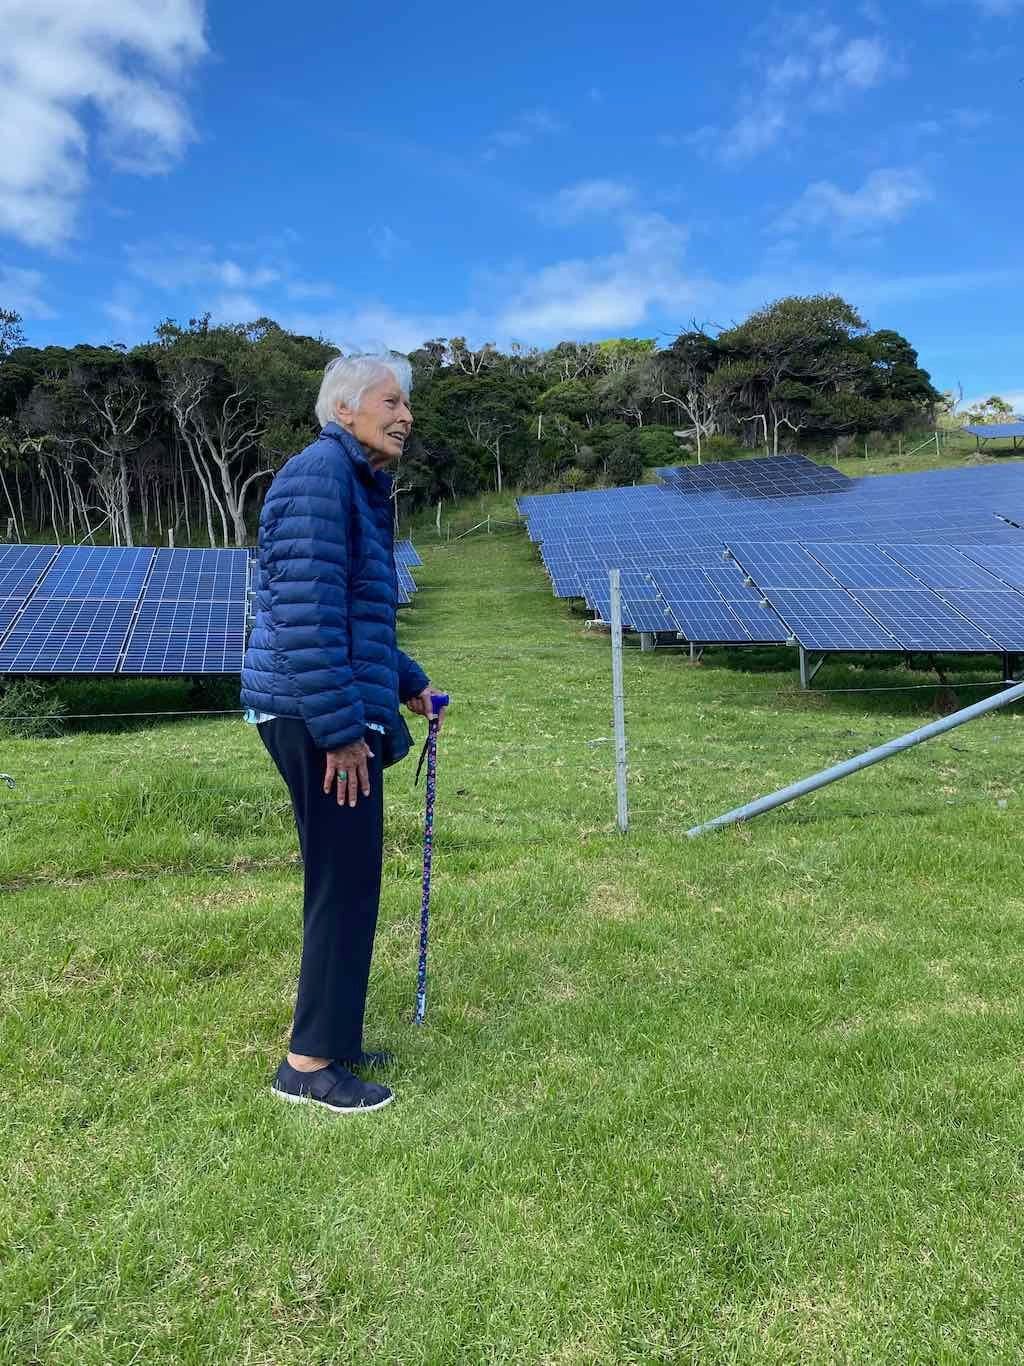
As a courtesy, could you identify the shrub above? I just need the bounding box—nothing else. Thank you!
[0,679,67,738]
[559,467,589,492]
[701,434,747,462]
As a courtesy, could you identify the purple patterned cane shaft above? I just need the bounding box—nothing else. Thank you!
[414,716,439,1023]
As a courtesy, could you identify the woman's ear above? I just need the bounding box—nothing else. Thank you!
[334,401,355,431]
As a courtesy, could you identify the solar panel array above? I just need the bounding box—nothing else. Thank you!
[0,537,422,675]
[964,423,1024,441]
[518,456,1024,656]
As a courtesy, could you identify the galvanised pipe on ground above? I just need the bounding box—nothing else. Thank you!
[687,679,1024,838]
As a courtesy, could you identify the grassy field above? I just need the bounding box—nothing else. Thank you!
[3,482,1024,1362]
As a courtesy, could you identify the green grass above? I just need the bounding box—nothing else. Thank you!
[3,500,1024,1362]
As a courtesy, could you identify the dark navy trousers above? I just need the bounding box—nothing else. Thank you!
[259,717,384,1059]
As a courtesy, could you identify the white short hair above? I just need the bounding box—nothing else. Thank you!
[315,353,413,428]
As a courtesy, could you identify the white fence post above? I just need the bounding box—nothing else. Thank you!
[609,569,629,834]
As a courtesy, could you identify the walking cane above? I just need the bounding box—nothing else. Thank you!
[414,693,449,1025]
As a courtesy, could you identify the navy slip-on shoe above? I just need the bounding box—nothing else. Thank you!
[271,1060,393,1114]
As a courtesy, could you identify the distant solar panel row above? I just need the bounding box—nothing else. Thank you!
[518,454,1024,654]
[725,540,1024,653]
[0,538,421,674]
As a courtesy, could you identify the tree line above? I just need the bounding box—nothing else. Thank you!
[0,294,942,547]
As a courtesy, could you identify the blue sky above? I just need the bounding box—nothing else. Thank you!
[1,0,1021,407]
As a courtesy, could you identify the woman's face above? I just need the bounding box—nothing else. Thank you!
[336,377,413,465]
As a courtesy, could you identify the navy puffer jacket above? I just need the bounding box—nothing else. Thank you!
[241,422,428,759]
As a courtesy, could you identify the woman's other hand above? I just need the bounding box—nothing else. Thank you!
[406,686,448,731]
[323,739,375,806]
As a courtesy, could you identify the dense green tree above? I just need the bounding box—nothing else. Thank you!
[0,294,947,544]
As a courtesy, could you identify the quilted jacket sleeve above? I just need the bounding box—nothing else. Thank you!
[396,649,429,703]
[261,455,367,750]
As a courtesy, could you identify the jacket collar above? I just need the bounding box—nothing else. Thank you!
[320,421,393,493]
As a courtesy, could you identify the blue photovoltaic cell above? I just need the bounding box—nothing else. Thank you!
[851,590,998,652]
[880,544,1006,591]
[649,567,721,600]
[727,602,789,643]
[648,569,748,643]
[121,599,246,673]
[659,595,750,642]
[0,598,136,672]
[958,545,1024,591]
[804,543,923,590]
[727,543,839,590]
[0,544,58,597]
[764,590,901,651]
[939,591,1024,651]
[395,539,422,567]
[656,455,853,499]
[145,548,249,601]
[964,424,1024,440]
[36,546,153,599]
[396,564,416,594]
[578,572,669,631]
[0,598,23,639]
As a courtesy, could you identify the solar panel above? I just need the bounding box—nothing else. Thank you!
[763,590,900,651]
[578,572,669,631]
[0,598,136,672]
[938,591,1024,651]
[880,544,1006,591]
[803,543,922,590]
[0,598,23,640]
[145,548,249,601]
[727,543,840,590]
[120,599,247,673]
[850,590,999,652]
[646,567,787,644]
[35,546,154,599]
[0,544,58,597]
[964,423,1024,439]
[661,596,751,642]
[657,455,853,499]
[958,545,1024,591]
[394,539,422,567]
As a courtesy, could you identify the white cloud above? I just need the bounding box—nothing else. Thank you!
[691,18,899,163]
[542,179,635,224]
[498,212,696,338]
[0,1,207,248]
[128,241,279,292]
[820,35,890,89]
[778,168,932,235]
[210,292,263,323]
[0,264,53,318]
[285,279,335,301]
[281,304,484,355]
[102,282,144,331]
[484,108,562,159]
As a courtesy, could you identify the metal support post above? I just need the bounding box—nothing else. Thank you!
[609,569,629,834]
[688,679,1024,838]
[799,648,824,689]
[167,527,175,548]
[640,632,656,653]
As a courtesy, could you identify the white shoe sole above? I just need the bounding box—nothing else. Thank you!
[271,1084,394,1114]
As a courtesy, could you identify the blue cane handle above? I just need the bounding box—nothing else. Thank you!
[430,693,449,717]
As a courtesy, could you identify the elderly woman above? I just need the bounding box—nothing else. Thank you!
[241,353,446,1115]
